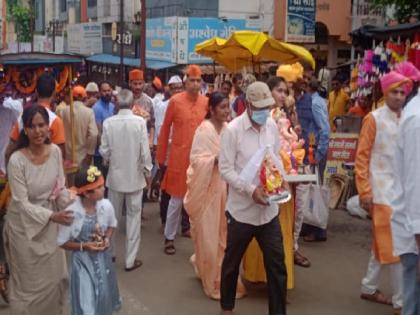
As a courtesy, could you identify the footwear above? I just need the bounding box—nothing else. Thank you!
[294,251,311,268]
[181,230,191,238]
[360,290,392,305]
[164,239,176,255]
[125,259,143,272]
[394,308,402,315]
[303,234,327,242]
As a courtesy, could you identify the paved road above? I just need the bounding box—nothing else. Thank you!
[0,202,394,315]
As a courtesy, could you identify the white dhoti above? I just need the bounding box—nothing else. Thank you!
[164,196,183,241]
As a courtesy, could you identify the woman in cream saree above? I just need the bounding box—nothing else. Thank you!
[184,93,246,300]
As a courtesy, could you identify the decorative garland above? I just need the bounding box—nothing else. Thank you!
[6,65,71,95]
[13,67,38,94]
[0,65,12,93]
[55,65,69,93]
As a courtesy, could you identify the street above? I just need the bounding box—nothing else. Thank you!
[0,201,393,315]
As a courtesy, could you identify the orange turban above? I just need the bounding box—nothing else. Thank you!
[72,85,87,98]
[380,71,412,96]
[186,64,202,77]
[129,69,144,81]
[152,76,162,90]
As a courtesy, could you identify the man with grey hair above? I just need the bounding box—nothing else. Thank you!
[100,89,152,272]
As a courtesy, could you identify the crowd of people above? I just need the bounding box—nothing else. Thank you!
[0,58,419,315]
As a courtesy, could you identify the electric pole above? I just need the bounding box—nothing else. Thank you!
[120,0,125,83]
[140,0,146,72]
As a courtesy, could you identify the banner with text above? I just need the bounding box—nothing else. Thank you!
[285,0,316,43]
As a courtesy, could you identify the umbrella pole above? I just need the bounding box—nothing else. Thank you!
[252,55,255,74]
[213,61,216,77]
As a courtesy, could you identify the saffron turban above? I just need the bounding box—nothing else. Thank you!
[129,69,144,81]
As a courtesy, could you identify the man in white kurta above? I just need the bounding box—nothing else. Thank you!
[100,89,152,271]
[355,71,412,313]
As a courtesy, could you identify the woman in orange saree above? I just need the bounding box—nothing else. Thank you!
[184,92,246,299]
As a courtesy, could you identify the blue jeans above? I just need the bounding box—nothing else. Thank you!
[400,253,420,315]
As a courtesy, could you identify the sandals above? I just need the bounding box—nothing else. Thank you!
[294,251,311,268]
[360,290,392,305]
[164,240,176,255]
[303,235,327,242]
[125,259,143,272]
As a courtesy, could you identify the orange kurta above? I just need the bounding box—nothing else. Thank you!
[355,112,399,264]
[156,92,208,197]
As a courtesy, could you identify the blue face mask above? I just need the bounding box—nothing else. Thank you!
[251,109,270,125]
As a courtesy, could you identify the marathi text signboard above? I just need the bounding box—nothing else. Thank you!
[324,133,359,182]
[179,17,262,64]
[67,22,102,56]
[146,17,178,63]
[285,0,316,43]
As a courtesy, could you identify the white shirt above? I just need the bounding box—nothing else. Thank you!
[391,92,420,256]
[99,109,152,193]
[154,99,170,145]
[219,113,280,226]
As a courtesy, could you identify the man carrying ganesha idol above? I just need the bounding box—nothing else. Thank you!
[219,81,290,315]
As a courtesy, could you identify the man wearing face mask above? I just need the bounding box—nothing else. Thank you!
[93,81,115,177]
[219,81,288,315]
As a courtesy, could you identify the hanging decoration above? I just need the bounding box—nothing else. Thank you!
[0,65,12,93]
[12,67,38,94]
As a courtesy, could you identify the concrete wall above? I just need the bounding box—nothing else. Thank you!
[219,0,273,33]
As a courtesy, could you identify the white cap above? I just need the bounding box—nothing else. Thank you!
[168,75,183,85]
[85,82,99,93]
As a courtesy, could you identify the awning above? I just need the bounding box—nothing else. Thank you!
[0,52,83,65]
[85,54,177,70]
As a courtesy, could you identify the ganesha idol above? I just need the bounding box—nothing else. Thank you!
[272,108,305,174]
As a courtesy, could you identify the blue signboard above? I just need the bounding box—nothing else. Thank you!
[286,0,316,43]
[146,17,262,64]
[146,17,178,62]
[179,17,262,64]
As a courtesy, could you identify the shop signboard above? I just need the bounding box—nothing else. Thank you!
[285,0,316,43]
[146,17,178,63]
[324,133,359,182]
[67,22,102,55]
[178,17,262,64]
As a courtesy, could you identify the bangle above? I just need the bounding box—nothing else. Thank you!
[80,242,83,252]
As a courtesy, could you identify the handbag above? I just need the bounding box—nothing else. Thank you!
[296,167,330,229]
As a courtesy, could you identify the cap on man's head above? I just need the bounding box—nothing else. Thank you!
[85,82,99,93]
[73,85,87,98]
[186,65,202,77]
[129,69,144,81]
[152,76,162,90]
[168,75,182,85]
[246,82,275,108]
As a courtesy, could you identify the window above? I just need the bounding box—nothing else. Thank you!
[60,0,67,12]
[88,0,97,7]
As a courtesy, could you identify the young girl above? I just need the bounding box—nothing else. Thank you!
[58,165,121,315]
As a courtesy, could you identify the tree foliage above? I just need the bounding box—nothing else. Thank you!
[6,0,33,42]
[371,0,420,24]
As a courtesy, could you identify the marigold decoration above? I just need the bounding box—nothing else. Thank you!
[0,65,12,93]
[14,68,37,94]
[55,66,69,93]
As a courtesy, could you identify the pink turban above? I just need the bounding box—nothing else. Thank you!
[380,71,413,96]
[395,61,420,82]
